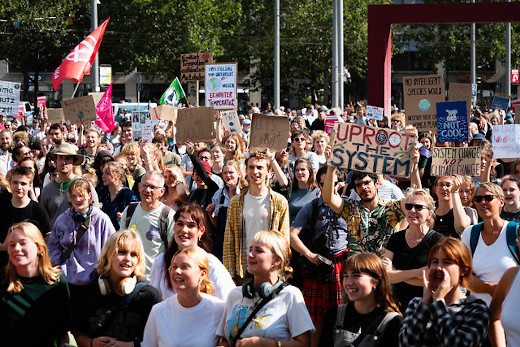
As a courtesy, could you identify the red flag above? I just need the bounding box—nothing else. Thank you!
[52,18,110,91]
[95,82,115,133]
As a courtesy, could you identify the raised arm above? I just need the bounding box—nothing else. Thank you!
[451,175,471,233]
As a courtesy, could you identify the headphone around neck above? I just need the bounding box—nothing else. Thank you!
[242,278,283,299]
[98,276,137,296]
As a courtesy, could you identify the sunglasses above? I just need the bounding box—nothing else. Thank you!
[292,137,305,142]
[404,203,427,211]
[473,195,496,203]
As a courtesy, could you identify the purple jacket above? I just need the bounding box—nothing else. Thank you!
[48,206,116,285]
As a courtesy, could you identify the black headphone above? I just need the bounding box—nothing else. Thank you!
[242,279,283,299]
[72,207,92,222]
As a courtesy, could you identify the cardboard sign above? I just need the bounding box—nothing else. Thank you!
[403,74,445,132]
[176,107,216,143]
[491,95,510,111]
[150,105,178,123]
[492,124,520,159]
[37,96,46,108]
[46,108,64,123]
[205,63,237,110]
[61,95,98,124]
[431,147,481,176]
[221,110,241,133]
[131,110,153,142]
[329,123,417,178]
[0,80,21,116]
[449,82,472,122]
[180,52,213,82]
[366,105,384,121]
[249,114,290,152]
[436,101,468,143]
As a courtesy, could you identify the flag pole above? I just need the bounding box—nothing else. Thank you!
[71,82,81,99]
[184,80,191,108]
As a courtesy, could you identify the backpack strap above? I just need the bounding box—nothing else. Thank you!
[124,202,139,229]
[335,304,348,330]
[506,221,520,264]
[159,205,172,248]
[374,311,400,337]
[470,222,484,256]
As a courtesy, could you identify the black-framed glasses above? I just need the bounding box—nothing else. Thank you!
[474,195,496,203]
[404,203,427,211]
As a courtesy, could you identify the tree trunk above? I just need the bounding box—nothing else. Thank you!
[22,71,30,101]
[33,71,39,118]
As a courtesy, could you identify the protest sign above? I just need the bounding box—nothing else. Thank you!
[329,123,417,178]
[492,124,520,159]
[61,95,98,124]
[515,104,520,124]
[180,52,213,82]
[324,115,339,135]
[436,101,468,143]
[131,110,153,142]
[449,83,472,122]
[0,80,21,116]
[402,74,445,132]
[46,108,64,123]
[491,95,510,111]
[249,114,290,152]
[176,107,216,143]
[431,147,481,176]
[205,63,237,110]
[37,96,46,109]
[220,110,241,133]
[366,105,384,121]
[150,105,178,123]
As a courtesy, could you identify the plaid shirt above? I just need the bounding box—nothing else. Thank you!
[341,198,405,256]
[223,187,290,279]
[399,296,490,347]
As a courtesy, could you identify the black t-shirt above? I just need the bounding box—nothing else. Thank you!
[319,302,402,347]
[386,229,443,311]
[434,209,459,238]
[500,209,520,223]
[75,279,161,343]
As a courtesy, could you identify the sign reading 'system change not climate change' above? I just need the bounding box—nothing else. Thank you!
[329,123,417,178]
[431,147,481,177]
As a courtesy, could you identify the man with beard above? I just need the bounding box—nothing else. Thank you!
[0,129,14,176]
[113,120,132,155]
[322,149,420,257]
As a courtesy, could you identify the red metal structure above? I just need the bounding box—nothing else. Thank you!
[367,2,520,117]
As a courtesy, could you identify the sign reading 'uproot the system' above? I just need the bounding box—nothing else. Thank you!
[403,74,445,133]
[431,147,481,177]
[329,123,417,178]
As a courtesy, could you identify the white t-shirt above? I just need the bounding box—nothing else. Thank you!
[461,222,518,305]
[142,293,225,347]
[243,191,270,249]
[120,203,175,281]
[217,285,315,343]
[149,251,236,301]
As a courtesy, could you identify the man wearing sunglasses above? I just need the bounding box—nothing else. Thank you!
[322,148,420,257]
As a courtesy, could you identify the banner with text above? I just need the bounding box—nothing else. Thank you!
[491,95,510,111]
[180,52,213,82]
[329,123,417,178]
[403,74,445,132]
[249,114,290,152]
[436,101,468,143]
[131,110,153,142]
[0,80,21,116]
[366,105,384,121]
[431,147,481,177]
[61,95,98,124]
[176,107,216,143]
[205,63,237,110]
[492,124,520,159]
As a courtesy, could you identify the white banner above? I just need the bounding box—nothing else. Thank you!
[0,80,21,116]
[205,63,237,110]
[492,124,520,159]
[131,110,153,142]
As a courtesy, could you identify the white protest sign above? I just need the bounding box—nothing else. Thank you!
[431,147,481,177]
[131,110,153,142]
[221,110,241,133]
[205,63,237,110]
[492,124,520,159]
[366,105,384,121]
[0,80,21,116]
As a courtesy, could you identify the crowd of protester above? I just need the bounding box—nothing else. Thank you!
[0,102,519,347]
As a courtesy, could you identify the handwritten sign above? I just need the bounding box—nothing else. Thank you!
[249,114,290,152]
[366,105,384,121]
[205,63,237,110]
[431,147,481,176]
[515,104,520,124]
[36,96,46,108]
[61,95,98,124]
[221,110,241,133]
[449,83,472,123]
[0,80,21,116]
[131,110,153,142]
[180,52,213,82]
[492,124,520,159]
[46,108,64,123]
[491,95,510,111]
[436,101,468,143]
[176,107,215,143]
[150,105,178,123]
[403,74,445,132]
[329,123,417,178]
[324,115,339,135]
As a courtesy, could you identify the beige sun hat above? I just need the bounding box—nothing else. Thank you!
[49,143,84,166]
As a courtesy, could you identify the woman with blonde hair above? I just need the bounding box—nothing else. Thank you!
[143,247,225,346]
[311,130,330,166]
[161,164,187,211]
[121,142,146,182]
[74,229,161,347]
[217,230,314,346]
[222,133,245,168]
[0,222,72,346]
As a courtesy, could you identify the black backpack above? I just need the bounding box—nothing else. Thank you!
[124,202,171,248]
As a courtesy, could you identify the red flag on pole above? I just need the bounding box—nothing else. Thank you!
[96,82,115,133]
[52,18,110,91]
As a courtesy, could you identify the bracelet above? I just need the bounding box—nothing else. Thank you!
[274,339,282,347]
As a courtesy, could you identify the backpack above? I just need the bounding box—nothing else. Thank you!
[469,221,520,264]
[125,202,172,248]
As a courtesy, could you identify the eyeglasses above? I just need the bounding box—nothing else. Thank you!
[474,195,496,203]
[141,183,161,191]
[355,179,373,189]
[436,182,453,189]
[404,203,427,211]
[292,137,305,142]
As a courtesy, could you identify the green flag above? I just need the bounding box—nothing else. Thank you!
[159,77,185,105]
